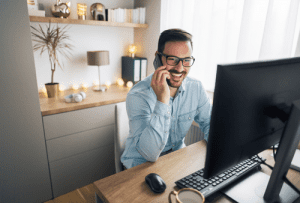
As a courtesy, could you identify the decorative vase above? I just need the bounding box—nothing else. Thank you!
[90,3,106,21]
[45,83,59,98]
[51,0,71,18]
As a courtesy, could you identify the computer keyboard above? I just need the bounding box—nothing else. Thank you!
[175,155,264,198]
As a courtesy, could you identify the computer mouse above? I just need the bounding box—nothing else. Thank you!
[145,173,166,193]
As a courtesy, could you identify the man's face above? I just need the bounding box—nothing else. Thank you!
[161,41,193,88]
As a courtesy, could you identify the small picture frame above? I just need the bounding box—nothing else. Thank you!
[27,0,38,10]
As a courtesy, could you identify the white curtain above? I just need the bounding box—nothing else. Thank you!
[161,0,300,91]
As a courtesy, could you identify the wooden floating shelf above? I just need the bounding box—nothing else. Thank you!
[29,16,148,28]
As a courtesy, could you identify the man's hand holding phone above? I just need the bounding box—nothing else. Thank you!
[151,66,171,105]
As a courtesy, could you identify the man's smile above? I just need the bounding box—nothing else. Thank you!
[169,70,186,82]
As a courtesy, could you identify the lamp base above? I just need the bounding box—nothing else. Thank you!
[93,85,107,92]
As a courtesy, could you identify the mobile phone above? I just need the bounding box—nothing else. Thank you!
[153,54,171,86]
[153,54,163,70]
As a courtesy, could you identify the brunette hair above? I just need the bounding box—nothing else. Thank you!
[157,29,193,53]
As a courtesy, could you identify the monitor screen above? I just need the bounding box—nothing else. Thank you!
[204,57,300,179]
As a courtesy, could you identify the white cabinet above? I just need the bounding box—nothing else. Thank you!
[43,104,116,197]
[43,104,115,140]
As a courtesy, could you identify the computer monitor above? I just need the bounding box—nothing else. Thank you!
[204,57,300,202]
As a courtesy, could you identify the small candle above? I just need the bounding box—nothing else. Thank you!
[77,3,87,20]
[117,78,124,86]
[81,82,89,89]
[59,84,66,92]
[126,81,133,88]
[93,80,100,86]
[72,84,79,90]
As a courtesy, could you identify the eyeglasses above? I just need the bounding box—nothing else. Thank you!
[169,188,205,203]
[158,52,195,67]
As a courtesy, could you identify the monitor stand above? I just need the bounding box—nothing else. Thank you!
[220,170,299,203]
[221,100,300,203]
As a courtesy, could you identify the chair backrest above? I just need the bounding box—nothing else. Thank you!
[114,102,129,173]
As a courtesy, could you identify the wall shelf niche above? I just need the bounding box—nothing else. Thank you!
[29,16,148,28]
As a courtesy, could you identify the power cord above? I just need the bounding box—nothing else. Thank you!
[254,152,300,195]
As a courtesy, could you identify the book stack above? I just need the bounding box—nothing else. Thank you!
[106,7,146,24]
[122,56,148,84]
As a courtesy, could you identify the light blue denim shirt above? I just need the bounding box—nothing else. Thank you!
[121,74,212,169]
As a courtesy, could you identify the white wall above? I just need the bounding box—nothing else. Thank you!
[134,0,161,76]
[31,0,135,90]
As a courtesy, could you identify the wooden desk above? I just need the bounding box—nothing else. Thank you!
[94,141,300,203]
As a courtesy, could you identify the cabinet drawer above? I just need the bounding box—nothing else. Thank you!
[49,145,115,198]
[43,104,115,140]
[47,124,114,162]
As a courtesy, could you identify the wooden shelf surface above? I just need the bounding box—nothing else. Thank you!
[39,85,130,116]
[29,16,148,28]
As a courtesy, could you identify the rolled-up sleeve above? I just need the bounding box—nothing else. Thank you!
[126,94,171,162]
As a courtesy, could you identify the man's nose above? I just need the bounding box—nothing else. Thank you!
[174,60,185,72]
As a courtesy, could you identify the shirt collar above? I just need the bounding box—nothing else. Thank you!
[178,78,187,93]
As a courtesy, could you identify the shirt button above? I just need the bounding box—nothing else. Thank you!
[168,112,170,114]
[189,117,191,120]
[165,131,168,133]
[173,116,175,118]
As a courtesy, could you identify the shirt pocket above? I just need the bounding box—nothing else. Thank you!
[177,110,197,139]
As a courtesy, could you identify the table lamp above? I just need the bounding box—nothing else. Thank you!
[128,44,137,58]
[87,51,110,91]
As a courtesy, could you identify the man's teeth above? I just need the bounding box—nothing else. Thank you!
[171,73,182,77]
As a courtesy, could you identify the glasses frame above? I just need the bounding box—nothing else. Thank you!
[158,52,195,67]
[169,188,205,203]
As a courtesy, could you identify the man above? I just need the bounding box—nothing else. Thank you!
[121,29,212,169]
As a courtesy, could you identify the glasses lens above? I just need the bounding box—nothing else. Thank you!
[178,190,204,203]
[182,58,194,67]
[166,56,179,66]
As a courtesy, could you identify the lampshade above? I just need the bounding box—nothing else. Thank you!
[87,51,110,66]
[87,51,110,92]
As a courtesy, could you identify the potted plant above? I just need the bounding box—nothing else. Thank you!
[30,22,73,98]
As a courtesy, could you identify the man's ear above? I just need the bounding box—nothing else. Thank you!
[155,51,159,56]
